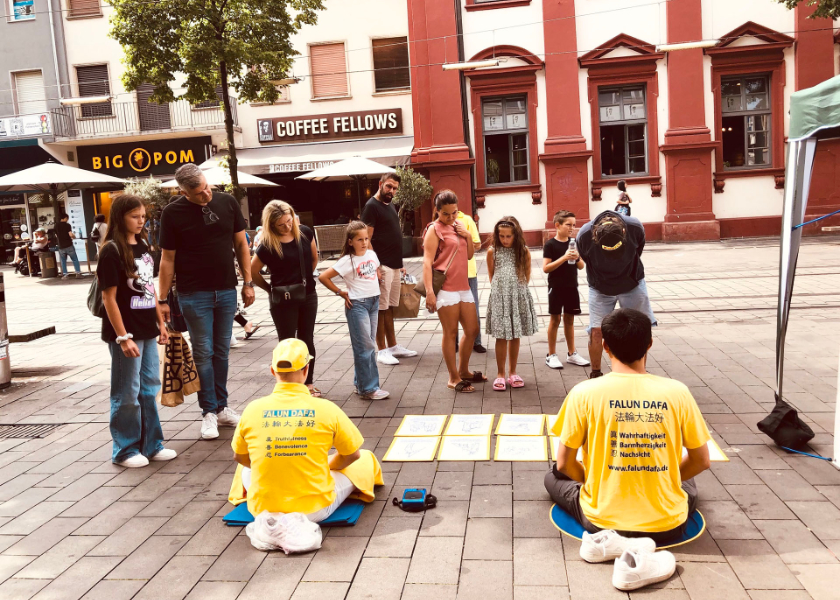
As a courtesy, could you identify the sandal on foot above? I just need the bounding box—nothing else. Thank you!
[493,377,507,391]
[244,324,261,340]
[508,375,525,388]
[460,371,487,383]
[447,380,476,393]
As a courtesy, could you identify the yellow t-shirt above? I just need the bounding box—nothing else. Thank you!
[551,373,711,532]
[231,382,364,516]
[456,211,481,279]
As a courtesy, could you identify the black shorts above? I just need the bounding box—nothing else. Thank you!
[548,286,581,316]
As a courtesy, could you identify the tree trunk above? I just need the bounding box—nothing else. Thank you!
[219,60,243,202]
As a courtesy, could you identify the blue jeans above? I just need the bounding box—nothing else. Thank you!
[178,289,237,415]
[587,279,657,334]
[346,296,380,395]
[59,246,80,275]
[108,339,164,462]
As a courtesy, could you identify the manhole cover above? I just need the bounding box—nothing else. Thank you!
[0,424,63,439]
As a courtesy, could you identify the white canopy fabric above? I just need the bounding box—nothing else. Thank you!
[199,135,413,174]
[0,161,125,192]
[295,156,396,182]
[159,166,278,189]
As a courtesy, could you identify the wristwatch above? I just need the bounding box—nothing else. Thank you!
[244,281,255,288]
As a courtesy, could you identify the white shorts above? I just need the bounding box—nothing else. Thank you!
[436,289,475,309]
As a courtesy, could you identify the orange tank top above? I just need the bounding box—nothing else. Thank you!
[432,221,469,292]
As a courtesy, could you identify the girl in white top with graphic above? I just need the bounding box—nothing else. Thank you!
[319,221,390,400]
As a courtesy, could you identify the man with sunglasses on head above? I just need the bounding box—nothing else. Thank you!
[157,163,255,440]
[577,209,656,380]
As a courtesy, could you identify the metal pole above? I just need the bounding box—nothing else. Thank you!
[0,273,10,389]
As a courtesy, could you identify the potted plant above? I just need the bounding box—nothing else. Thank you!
[392,166,432,257]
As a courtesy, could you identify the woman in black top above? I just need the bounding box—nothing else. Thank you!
[98,195,176,468]
[250,200,321,396]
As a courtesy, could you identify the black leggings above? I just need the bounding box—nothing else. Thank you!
[269,291,318,385]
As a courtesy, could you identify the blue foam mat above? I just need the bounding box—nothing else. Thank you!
[549,504,705,549]
[224,499,366,527]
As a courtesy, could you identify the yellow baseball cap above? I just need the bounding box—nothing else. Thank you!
[271,339,313,373]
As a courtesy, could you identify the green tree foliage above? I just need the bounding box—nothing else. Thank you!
[777,0,840,19]
[393,166,433,236]
[109,0,324,199]
[124,176,172,248]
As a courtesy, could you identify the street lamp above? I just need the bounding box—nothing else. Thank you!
[442,59,500,71]
[656,40,720,52]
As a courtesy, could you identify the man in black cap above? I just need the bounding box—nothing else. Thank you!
[577,210,656,379]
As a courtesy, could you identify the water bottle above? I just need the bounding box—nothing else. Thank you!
[567,238,577,264]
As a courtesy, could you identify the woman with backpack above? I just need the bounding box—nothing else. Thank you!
[97,195,176,468]
[90,214,107,254]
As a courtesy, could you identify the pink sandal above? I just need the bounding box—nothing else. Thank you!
[493,377,507,391]
[508,375,525,388]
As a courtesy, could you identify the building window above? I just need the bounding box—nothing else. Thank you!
[482,97,529,185]
[310,42,349,99]
[76,65,112,117]
[67,0,101,18]
[13,70,47,114]
[598,86,647,177]
[720,75,770,169]
[9,0,35,21]
[372,37,410,93]
[193,87,224,109]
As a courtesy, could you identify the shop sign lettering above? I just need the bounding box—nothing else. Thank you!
[257,108,402,144]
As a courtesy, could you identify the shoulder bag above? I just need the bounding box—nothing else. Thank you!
[414,239,459,298]
[87,241,114,318]
[270,238,307,306]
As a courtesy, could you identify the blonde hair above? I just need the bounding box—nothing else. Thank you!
[260,200,301,259]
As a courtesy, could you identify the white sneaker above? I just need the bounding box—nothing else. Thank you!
[567,351,591,366]
[580,530,656,563]
[545,354,564,369]
[389,344,417,358]
[377,349,399,365]
[612,549,676,591]
[201,412,219,439]
[217,407,240,427]
[116,454,149,468]
[361,389,390,400]
[150,448,177,461]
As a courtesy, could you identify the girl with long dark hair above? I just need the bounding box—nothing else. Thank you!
[98,194,175,468]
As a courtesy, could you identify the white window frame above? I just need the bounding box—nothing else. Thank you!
[7,0,36,22]
[308,41,351,101]
[371,36,411,95]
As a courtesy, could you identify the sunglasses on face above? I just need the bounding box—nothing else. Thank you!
[202,206,220,225]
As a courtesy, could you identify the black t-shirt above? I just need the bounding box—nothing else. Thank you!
[543,238,579,288]
[360,196,403,269]
[255,225,317,293]
[577,210,646,296]
[97,241,160,343]
[55,221,73,249]
[159,192,246,293]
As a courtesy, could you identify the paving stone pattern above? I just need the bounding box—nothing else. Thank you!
[1,238,839,599]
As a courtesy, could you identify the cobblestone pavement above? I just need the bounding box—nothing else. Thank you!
[1,237,839,600]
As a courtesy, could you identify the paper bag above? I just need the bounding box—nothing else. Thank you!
[392,281,421,319]
[159,330,201,407]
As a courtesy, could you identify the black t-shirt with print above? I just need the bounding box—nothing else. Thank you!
[97,241,160,343]
[360,196,403,270]
[543,238,579,289]
[159,192,246,293]
[55,221,73,248]
[255,225,317,293]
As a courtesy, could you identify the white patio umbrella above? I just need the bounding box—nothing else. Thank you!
[0,160,125,192]
[296,156,396,214]
[159,166,279,189]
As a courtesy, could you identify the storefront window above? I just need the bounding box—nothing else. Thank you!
[0,203,28,264]
[598,86,648,177]
[482,96,530,185]
[720,75,771,169]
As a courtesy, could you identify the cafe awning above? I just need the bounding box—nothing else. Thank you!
[200,135,414,175]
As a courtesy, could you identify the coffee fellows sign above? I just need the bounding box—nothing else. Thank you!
[77,137,211,178]
[257,108,402,144]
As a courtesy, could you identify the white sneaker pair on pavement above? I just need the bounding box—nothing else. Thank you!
[545,351,590,369]
[580,529,676,591]
[201,407,241,440]
[115,448,177,468]
[376,345,417,365]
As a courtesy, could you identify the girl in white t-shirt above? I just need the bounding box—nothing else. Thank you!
[318,221,390,400]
